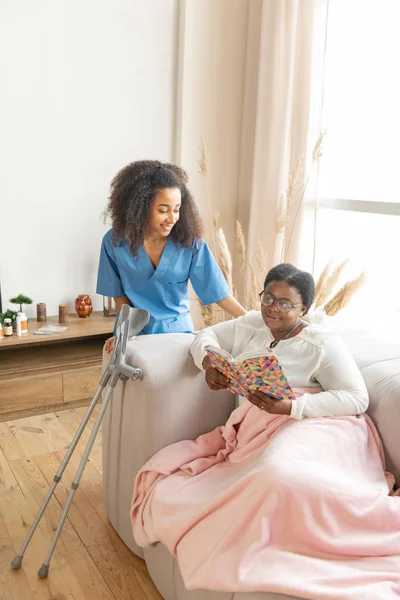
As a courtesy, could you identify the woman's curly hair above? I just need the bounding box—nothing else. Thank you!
[106,160,203,255]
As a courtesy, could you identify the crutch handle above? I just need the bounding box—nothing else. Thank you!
[118,364,143,381]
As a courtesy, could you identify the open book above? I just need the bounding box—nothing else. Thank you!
[205,345,295,401]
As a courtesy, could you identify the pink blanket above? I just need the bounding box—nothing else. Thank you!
[131,400,400,600]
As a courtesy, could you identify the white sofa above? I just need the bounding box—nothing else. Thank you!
[102,327,400,600]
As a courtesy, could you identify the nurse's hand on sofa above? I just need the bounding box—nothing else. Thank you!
[202,356,229,391]
[104,336,116,353]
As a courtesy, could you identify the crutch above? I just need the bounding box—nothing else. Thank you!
[11,304,149,579]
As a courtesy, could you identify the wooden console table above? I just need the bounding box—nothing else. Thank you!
[0,311,114,421]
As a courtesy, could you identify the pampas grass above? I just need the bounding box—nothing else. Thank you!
[201,303,215,327]
[236,220,246,275]
[216,228,233,291]
[197,136,265,324]
[286,159,304,209]
[198,138,217,255]
[283,132,325,261]
[314,259,349,308]
[198,296,223,328]
[197,215,268,324]
[199,220,365,326]
[276,160,303,239]
[314,261,332,307]
[313,260,365,317]
[246,266,259,311]
[323,272,367,316]
[255,241,268,291]
[312,132,325,161]
[224,228,267,312]
[198,138,208,176]
[275,200,287,238]
[199,301,224,327]
[196,131,364,328]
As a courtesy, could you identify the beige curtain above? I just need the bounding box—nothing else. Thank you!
[175,0,329,324]
[236,0,329,297]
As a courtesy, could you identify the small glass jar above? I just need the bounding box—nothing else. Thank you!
[3,318,13,336]
[103,296,116,317]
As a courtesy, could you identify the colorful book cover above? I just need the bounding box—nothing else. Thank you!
[206,347,295,401]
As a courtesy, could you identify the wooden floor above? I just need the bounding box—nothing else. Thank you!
[0,406,162,600]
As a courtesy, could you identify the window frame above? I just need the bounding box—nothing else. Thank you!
[319,198,400,216]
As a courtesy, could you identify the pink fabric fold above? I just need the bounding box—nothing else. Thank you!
[131,391,400,600]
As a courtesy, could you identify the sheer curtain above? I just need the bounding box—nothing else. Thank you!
[175,0,329,323]
[236,0,329,291]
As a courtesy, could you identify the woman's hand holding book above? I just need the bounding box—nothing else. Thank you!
[202,355,230,391]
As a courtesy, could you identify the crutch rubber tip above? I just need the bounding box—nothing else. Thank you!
[11,555,23,570]
[38,564,49,579]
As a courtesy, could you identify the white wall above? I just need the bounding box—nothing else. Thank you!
[0,0,178,318]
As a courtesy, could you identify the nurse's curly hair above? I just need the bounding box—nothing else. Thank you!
[106,160,203,255]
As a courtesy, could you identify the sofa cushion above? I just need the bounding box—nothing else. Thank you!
[361,358,400,483]
[340,334,400,371]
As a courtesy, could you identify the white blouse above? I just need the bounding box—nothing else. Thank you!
[190,311,369,420]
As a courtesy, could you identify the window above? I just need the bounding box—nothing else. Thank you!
[315,0,400,342]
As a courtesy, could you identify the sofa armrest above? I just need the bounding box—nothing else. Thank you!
[102,333,236,556]
[340,333,400,485]
[361,359,400,485]
[120,333,235,455]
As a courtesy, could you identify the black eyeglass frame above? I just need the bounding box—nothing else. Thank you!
[258,290,304,314]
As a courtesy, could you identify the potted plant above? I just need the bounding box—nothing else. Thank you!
[10,294,33,313]
[0,308,19,331]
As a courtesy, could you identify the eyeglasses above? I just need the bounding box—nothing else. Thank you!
[259,291,303,314]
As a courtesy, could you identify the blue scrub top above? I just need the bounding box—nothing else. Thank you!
[96,230,230,335]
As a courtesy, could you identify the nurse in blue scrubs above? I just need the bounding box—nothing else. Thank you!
[97,160,246,351]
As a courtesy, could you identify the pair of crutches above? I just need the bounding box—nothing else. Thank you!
[11,305,150,579]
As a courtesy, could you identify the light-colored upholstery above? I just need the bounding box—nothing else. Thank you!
[337,333,400,484]
[102,333,236,558]
[102,329,400,600]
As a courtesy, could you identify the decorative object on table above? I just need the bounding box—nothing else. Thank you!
[32,330,53,336]
[16,312,28,336]
[103,296,116,317]
[3,318,13,336]
[0,322,3,338]
[75,294,93,318]
[33,325,69,335]
[10,294,33,313]
[0,309,19,331]
[36,303,47,322]
[58,304,69,324]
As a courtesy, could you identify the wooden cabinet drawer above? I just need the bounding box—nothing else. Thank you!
[63,366,102,403]
[0,373,63,415]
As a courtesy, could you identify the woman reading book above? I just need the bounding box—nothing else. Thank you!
[195,262,368,419]
[130,265,400,598]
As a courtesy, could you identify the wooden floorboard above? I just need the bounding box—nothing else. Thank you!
[0,397,92,423]
[0,407,162,600]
